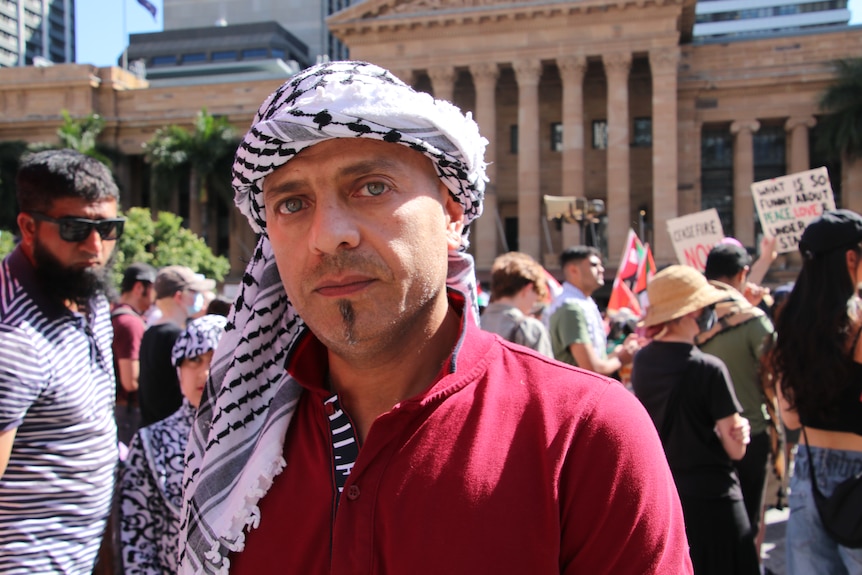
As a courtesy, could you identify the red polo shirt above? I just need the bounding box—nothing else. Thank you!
[230,306,691,574]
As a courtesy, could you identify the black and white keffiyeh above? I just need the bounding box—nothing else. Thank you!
[171,314,228,368]
[178,60,488,574]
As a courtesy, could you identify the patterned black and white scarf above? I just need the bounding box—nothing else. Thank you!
[170,314,228,369]
[178,61,487,574]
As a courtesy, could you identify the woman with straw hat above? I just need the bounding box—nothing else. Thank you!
[632,264,758,575]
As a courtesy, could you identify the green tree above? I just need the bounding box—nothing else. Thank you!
[143,108,237,244]
[112,207,230,287]
[816,58,862,161]
[0,141,29,233]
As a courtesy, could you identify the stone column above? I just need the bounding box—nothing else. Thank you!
[427,65,456,103]
[390,68,415,88]
[513,59,543,261]
[785,116,817,175]
[603,52,632,260]
[730,119,761,246]
[649,47,680,264]
[558,55,587,251]
[469,62,500,271]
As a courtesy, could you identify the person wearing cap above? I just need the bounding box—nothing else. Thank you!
[138,265,215,426]
[697,243,776,559]
[770,209,862,573]
[480,251,553,357]
[112,262,158,446]
[0,150,124,573]
[120,314,227,575]
[633,264,757,575]
[178,61,692,574]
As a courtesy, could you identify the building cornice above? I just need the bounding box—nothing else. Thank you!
[329,0,696,41]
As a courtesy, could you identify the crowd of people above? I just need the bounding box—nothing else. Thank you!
[0,59,859,575]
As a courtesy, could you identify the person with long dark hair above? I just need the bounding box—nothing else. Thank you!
[633,265,758,575]
[771,209,862,574]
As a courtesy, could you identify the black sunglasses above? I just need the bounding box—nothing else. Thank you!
[29,212,126,243]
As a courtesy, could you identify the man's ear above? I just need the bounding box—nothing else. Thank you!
[16,213,36,248]
[847,249,860,285]
[443,193,465,251]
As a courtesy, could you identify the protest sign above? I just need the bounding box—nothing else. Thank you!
[751,167,835,253]
[666,208,724,272]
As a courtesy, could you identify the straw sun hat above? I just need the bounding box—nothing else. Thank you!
[641,265,728,327]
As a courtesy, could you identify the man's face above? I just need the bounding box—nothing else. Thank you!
[263,139,464,358]
[136,282,157,313]
[21,197,119,303]
[572,254,605,295]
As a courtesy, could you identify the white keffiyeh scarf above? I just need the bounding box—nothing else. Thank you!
[178,61,487,574]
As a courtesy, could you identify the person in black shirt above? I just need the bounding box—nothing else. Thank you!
[138,265,214,425]
[633,264,757,575]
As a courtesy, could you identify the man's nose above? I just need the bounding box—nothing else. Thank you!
[308,197,360,254]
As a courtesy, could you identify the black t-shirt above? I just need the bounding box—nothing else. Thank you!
[632,341,743,500]
[802,360,862,436]
[138,322,183,426]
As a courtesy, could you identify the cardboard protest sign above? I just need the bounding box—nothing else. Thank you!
[751,167,835,253]
[666,208,725,272]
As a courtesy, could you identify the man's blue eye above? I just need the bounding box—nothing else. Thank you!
[283,198,303,213]
[366,182,386,196]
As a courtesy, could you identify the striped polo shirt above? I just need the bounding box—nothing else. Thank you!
[0,247,118,574]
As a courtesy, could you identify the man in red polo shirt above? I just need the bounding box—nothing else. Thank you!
[179,61,693,575]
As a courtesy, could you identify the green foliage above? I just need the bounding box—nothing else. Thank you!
[143,108,237,209]
[113,207,230,286]
[36,110,118,167]
[0,229,16,257]
[0,141,29,233]
[816,58,862,161]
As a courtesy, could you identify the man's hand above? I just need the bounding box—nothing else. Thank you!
[743,282,769,307]
[729,416,751,445]
[614,333,644,365]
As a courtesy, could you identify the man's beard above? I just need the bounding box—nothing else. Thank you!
[32,240,116,305]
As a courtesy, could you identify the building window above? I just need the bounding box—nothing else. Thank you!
[753,124,786,183]
[181,53,206,64]
[510,125,518,154]
[633,117,652,147]
[212,50,237,61]
[551,122,563,152]
[701,126,734,235]
[592,120,608,149]
[151,55,177,67]
[241,48,268,60]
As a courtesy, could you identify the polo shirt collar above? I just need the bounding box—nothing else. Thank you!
[7,245,71,320]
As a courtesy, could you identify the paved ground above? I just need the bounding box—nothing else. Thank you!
[762,506,789,574]
[761,463,790,574]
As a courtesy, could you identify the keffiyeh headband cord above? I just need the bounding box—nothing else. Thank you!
[178,61,486,574]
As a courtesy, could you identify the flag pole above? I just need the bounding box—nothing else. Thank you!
[121,0,128,69]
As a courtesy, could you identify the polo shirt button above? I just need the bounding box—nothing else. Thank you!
[346,485,361,501]
[324,402,336,416]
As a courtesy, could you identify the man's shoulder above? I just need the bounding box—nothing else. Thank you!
[112,305,145,331]
[144,321,183,338]
[550,299,588,320]
[489,337,613,394]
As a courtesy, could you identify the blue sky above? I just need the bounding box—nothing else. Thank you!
[76,0,163,67]
[75,0,862,68]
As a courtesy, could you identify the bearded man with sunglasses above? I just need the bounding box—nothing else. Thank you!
[0,149,124,574]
